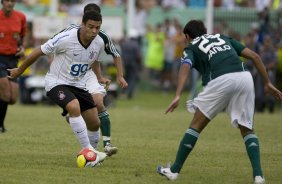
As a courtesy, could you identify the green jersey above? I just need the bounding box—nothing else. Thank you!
[181,34,247,86]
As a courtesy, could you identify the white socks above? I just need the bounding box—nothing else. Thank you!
[69,115,92,149]
[88,129,100,149]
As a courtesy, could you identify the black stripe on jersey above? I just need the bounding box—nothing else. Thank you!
[98,30,120,58]
[51,24,79,39]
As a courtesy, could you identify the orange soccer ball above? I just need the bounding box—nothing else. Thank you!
[76,148,97,168]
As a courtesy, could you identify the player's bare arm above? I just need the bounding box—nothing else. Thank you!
[8,47,44,79]
[165,63,190,114]
[241,48,282,100]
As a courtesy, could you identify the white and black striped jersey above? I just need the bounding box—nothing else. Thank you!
[41,27,104,91]
[61,24,120,58]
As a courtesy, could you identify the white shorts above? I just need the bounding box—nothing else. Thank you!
[187,71,255,130]
[84,70,106,96]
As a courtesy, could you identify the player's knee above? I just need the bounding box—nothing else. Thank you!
[8,93,18,104]
[8,97,17,104]
[239,125,253,137]
[66,100,81,116]
[0,93,11,103]
[96,103,105,112]
[86,116,100,131]
[95,99,105,112]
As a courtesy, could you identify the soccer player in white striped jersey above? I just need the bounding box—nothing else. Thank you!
[8,11,108,165]
[63,3,128,156]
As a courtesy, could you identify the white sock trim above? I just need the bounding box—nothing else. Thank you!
[102,136,111,141]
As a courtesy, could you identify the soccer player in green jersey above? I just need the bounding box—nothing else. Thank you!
[157,20,282,184]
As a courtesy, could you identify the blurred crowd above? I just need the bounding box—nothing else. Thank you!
[15,0,282,11]
[10,0,282,112]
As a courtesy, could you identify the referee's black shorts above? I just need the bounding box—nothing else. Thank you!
[0,55,18,82]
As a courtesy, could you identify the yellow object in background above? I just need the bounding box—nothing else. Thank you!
[39,0,50,6]
[277,47,282,72]
[18,47,33,76]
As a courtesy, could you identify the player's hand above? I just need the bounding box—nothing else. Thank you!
[117,77,128,88]
[265,82,282,101]
[98,77,111,91]
[165,96,180,114]
[7,68,23,79]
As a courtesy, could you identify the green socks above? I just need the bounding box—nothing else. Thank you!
[244,134,263,177]
[171,128,199,173]
[98,111,111,147]
[169,130,263,178]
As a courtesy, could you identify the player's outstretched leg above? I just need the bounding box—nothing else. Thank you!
[157,128,200,181]
[243,134,265,184]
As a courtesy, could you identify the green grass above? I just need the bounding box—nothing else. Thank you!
[0,91,281,184]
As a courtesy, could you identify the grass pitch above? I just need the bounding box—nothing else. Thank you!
[0,91,281,184]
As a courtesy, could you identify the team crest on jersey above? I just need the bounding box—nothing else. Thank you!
[89,50,97,60]
[58,91,66,100]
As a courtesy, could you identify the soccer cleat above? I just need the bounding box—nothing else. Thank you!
[104,143,118,156]
[254,176,265,184]
[157,166,179,181]
[84,157,101,168]
[93,150,107,163]
[88,148,107,164]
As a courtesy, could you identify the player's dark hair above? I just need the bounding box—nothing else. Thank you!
[183,20,207,39]
[82,11,102,23]
[84,3,101,14]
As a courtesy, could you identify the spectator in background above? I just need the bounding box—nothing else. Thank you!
[244,30,261,79]
[222,0,235,10]
[0,0,27,133]
[171,23,186,88]
[160,18,177,91]
[161,0,185,11]
[18,47,34,104]
[255,0,271,35]
[144,24,165,86]
[214,0,223,7]
[255,35,278,112]
[186,0,206,8]
[131,0,150,46]
[120,29,142,99]
[243,24,262,98]
[18,21,35,104]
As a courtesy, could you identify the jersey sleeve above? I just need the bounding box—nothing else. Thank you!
[41,32,68,55]
[229,37,246,55]
[180,48,194,68]
[99,30,120,58]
